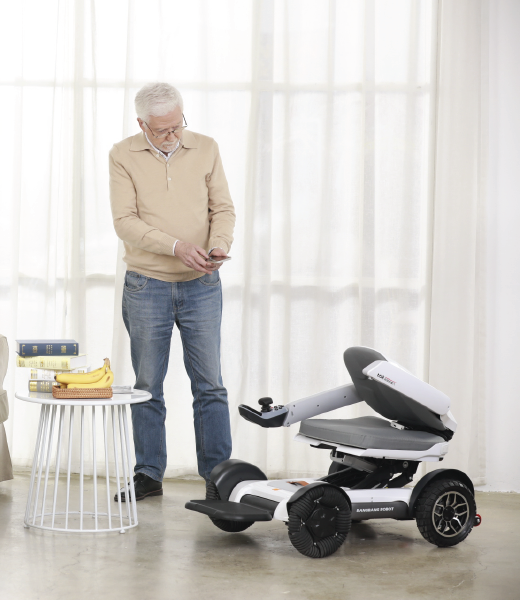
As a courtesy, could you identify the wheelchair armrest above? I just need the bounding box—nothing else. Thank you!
[238,404,288,428]
[282,383,362,426]
[238,384,362,429]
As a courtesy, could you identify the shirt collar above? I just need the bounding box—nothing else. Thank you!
[144,130,178,158]
[130,130,198,152]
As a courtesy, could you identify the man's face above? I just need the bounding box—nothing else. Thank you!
[138,105,184,153]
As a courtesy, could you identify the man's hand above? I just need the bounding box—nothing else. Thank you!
[175,241,212,274]
[206,247,229,271]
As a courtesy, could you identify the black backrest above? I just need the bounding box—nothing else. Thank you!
[344,346,446,433]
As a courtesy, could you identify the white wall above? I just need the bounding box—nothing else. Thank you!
[484,0,520,492]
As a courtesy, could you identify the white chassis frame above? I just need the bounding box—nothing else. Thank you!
[228,479,414,522]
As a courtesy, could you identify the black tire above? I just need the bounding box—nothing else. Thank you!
[205,481,254,533]
[288,485,351,558]
[415,479,476,547]
[327,461,367,488]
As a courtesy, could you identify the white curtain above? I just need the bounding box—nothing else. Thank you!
[0,0,487,483]
[428,0,488,485]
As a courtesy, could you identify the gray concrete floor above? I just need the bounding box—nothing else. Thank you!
[0,473,519,600]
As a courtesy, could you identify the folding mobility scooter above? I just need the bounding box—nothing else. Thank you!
[186,347,480,558]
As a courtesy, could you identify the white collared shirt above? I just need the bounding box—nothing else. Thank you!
[144,131,180,160]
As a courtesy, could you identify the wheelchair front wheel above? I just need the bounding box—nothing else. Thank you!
[288,485,351,558]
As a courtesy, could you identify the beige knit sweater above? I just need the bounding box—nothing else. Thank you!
[109,130,235,282]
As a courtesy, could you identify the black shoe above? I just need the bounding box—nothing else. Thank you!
[114,472,163,502]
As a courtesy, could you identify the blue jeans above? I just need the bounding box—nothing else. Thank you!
[122,269,232,482]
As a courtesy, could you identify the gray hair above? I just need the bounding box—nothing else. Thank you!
[134,82,184,121]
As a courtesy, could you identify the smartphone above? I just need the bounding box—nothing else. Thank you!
[207,256,232,264]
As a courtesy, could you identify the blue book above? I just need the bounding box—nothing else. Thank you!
[16,339,79,356]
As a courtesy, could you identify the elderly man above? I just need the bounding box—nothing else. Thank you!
[109,82,235,501]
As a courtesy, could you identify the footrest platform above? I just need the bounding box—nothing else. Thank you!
[185,499,273,522]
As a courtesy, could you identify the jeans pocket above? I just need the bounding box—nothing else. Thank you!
[198,270,221,286]
[124,271,149,292]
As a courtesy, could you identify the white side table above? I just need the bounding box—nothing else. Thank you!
[15,389,151,534]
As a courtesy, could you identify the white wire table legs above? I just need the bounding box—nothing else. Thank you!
[23,403,138,533]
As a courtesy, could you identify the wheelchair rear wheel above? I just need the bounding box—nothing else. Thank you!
[415,479,476,547]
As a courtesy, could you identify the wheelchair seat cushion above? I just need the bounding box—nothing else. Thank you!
[299,416,444,451]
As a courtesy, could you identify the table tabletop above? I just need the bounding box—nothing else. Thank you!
[15,389,151,407]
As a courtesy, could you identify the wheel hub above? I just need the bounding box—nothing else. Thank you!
[442,505,455,521]
[432,490,470,538]
[306,503,338,540]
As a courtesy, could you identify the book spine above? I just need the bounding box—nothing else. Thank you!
[29,367,90,379]
[17,356,40,368]
[19,342,79,357]
[17,356,79,369]
[28,380,60,393]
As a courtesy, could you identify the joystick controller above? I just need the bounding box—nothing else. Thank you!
[258,397,273,412]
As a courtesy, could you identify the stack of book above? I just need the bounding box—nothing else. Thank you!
[16,339,90,393]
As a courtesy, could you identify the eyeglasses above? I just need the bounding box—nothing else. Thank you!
[144,114,188,139]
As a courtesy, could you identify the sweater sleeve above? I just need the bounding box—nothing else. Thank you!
[109,145,177,255]
[206,143,236,254]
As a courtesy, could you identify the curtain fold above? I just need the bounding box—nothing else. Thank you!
[427,0,488,484]
[0,0,487,483]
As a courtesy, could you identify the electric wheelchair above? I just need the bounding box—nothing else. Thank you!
[186,347,480,558]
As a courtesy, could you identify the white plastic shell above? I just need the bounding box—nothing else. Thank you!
[362,360,451,416]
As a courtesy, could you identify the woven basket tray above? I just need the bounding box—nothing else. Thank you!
[52,387,113,400]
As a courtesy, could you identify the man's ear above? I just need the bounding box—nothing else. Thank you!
[137,118,145,132]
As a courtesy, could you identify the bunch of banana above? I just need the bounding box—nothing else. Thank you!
[55,358,114,389]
